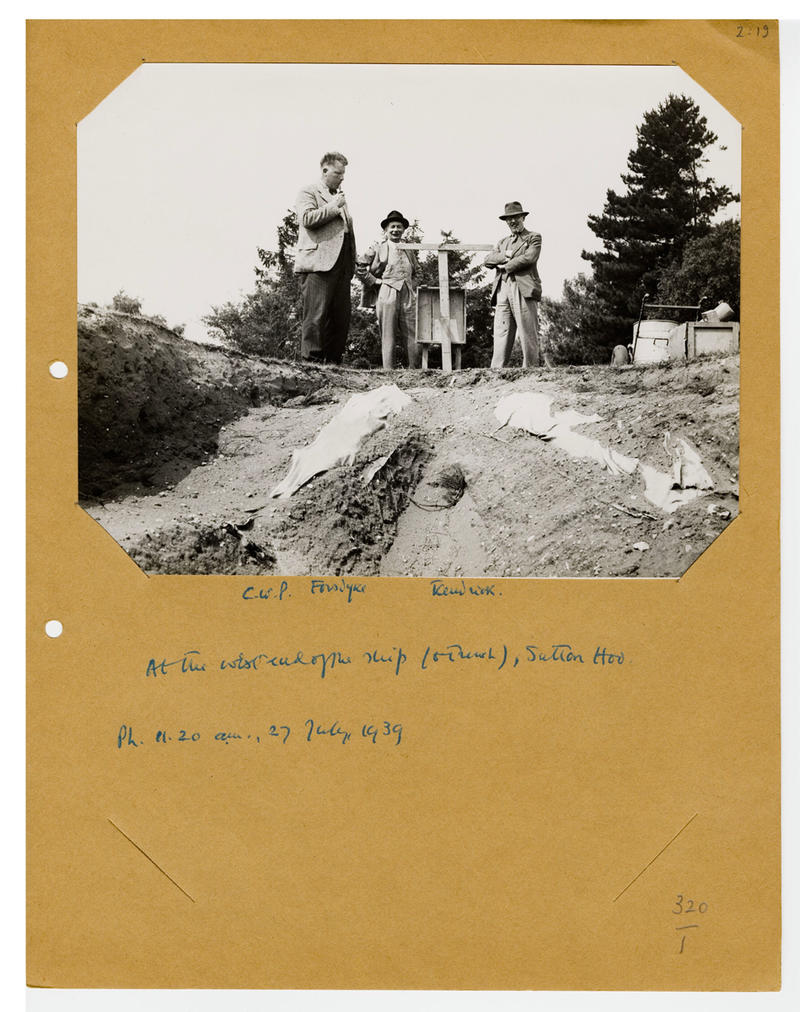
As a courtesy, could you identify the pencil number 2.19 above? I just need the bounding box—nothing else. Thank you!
[736,24,769,38]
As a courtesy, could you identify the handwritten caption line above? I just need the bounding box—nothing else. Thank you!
[145,644,625,681]
[117,720,403,751]
[240,578,504,604]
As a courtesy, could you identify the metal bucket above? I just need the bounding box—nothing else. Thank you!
[701,302,735,323]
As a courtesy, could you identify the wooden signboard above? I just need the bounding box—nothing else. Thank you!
[415,286,467,369]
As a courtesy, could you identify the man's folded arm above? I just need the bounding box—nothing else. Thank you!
[483,243,506,268]
[505,235,542,273]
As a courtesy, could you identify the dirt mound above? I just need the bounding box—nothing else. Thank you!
[268,426,431,576]
[127,520,277,576]
[79,309,739,578]
[77,305,366,499]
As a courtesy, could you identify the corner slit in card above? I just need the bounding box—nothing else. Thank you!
[108,817,196,903]
[613,812,698,902]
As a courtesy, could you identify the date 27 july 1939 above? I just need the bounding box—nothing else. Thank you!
[116,719,403,750]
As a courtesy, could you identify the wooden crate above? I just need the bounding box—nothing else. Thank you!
[416,286,467,345]
[687,322,740,357]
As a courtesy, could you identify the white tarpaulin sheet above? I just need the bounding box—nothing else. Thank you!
[495,392,637,476]
[271,384,412,499]
[494,391,714,513]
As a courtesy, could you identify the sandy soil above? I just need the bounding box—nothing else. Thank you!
[80,311,739,580]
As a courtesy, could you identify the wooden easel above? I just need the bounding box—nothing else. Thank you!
[398,243,493,373]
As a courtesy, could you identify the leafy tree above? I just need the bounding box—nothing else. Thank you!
[345,305,382,369]
[202,300,247,345]
[539,274,608,364]
[657,218,740,318]
[204,209,303,358]
[461,284,494,369]
[254,210,301,289]
[203,286,300,359]
[582,93,739,350]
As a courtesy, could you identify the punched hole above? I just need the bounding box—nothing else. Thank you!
[49,361,68,379]
[45,620,63,638]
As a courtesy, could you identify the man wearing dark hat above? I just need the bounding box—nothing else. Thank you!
[293,151,357,364]
[484,201,542,368]
[357,210,421,369]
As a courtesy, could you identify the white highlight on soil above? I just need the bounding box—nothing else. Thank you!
[494,392,713,514]
[271,384,412,499]
[45,620,63,638]
[49,360,68,379]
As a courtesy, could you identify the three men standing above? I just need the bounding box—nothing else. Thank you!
[484,201,542,368]
[294,152,356,364]
[294,157,543,371]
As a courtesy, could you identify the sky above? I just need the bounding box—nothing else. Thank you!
[78,63,742,342]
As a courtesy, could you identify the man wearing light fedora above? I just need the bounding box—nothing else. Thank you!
[357,210,421,370]
[484,201,542,368]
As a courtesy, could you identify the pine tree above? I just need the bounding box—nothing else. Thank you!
[582,93,738,348]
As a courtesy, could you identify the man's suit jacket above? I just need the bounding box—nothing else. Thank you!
[484,229,542,305]
[293,181,357,275]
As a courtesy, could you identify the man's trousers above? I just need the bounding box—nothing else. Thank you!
[299,244,353,364]
[491,279,541,368]
[376,284,421,369]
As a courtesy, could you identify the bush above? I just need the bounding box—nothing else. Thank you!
[110,290,143,315]
[657,218,740,318]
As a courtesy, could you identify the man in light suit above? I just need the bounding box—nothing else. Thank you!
[484,201,542,368]
[294,152,357,364]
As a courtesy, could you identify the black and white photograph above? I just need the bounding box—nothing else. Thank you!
[77,62,742,579]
